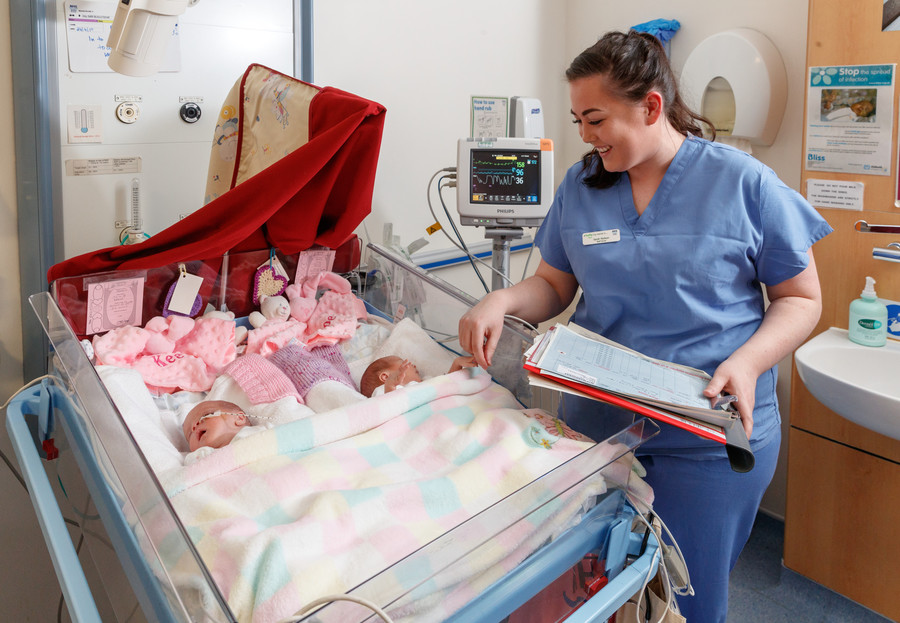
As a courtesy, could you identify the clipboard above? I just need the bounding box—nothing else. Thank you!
[524,356,755,474]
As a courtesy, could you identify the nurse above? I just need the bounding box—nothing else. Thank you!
[459,30,831,622]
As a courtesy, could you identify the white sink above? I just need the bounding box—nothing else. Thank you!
[794,327,900,440]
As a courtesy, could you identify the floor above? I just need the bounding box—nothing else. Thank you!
[727,512,894,623]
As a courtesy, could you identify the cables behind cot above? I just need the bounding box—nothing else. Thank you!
[426,168,516,292]
[278,593,395,623]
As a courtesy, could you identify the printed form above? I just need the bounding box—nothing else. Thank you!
[535,324,712,409]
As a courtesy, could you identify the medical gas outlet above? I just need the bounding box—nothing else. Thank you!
[180,102,202,123]
[116,101,140,124]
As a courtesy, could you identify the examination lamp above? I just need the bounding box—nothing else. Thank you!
[107,0,199,76]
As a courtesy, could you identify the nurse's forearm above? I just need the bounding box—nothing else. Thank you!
[492,274,573,324]
[732,295,822,377]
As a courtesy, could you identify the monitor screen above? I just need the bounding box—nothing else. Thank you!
[457,137,553,228]
[468,149,541,206]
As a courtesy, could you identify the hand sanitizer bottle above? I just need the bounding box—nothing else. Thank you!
[848,276,887,347]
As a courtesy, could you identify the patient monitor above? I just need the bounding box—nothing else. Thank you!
[456,137,554,289]
[456,137,554,228]
[107,0,199,76]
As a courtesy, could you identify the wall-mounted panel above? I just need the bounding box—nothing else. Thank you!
[53,0,295,258]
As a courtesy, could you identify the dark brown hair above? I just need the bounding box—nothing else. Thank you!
[360,356,400,397]
[566,30,714,189]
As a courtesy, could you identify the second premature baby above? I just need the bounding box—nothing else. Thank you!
[360,354,476,397]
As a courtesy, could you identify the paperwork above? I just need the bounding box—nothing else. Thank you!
[524,324,754,472]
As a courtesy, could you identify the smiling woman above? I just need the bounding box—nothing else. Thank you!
[458,29,832,623]
[565,30,711,200]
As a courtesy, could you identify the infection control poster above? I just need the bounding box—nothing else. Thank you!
[805,64,895,175]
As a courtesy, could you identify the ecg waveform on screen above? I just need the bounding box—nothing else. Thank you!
[469,151,540,205]
[471,156,530,188]
[474,173,519,186]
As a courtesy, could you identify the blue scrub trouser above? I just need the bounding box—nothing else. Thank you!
[638,431,780,623]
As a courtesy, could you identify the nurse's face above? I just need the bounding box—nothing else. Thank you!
[569,74,656,173]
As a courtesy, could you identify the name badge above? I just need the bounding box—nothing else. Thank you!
[582,229,620,245]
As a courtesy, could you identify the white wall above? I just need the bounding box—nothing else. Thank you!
[1,0,809,616]
[313,0,570,296]
[563,0,807,189]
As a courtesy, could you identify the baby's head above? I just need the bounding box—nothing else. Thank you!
[360,355,422,397]
[182,400,249,452]
[850,99,874,118]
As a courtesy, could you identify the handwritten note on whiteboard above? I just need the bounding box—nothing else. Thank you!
[65,1,181,73]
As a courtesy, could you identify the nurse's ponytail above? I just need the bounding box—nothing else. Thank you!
[566,30,714,189]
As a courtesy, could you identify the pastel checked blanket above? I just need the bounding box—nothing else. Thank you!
[152,368,640,622]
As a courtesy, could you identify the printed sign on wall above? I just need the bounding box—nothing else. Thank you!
[805,64,895,175]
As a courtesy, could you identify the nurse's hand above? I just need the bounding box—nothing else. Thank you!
[703,356,758,439]
[458,291,509,369]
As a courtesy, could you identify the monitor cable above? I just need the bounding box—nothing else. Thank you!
[438,178,514,289]
[279,593,395,623]
[425,168,516,292]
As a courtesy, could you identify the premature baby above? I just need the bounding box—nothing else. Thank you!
[360,354,476,397]
[182,399,256,453]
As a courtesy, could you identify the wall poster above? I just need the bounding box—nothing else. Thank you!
[805,64,895,176]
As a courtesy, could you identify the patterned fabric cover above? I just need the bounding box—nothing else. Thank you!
[205,65,319,202]
[49,65,386,282]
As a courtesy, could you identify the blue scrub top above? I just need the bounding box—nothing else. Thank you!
[536,136,832,453]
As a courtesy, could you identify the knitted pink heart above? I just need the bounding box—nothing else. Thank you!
[253,265,288,305]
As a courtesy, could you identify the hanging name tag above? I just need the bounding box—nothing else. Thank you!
[167,271,204,315]
[582,229,620,245]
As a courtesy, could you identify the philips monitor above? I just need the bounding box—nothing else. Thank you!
[457,137,554,228]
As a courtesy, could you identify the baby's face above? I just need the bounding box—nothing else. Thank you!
[183,400,248,452]
[381,356,422,387]
[851,100,873,117]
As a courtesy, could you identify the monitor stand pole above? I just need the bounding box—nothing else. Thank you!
[484,227,524,290]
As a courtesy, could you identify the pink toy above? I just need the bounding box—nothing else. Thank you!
[176,316,238,373]
[304,291,366,346]
[285,272,352,322]
[248,294,291,329]
[143,315,196,355]
[92,325,151,367]
[244,319,307,357]
[202,308,248,346]
[133,351,217,393]
[284,283,317,323]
